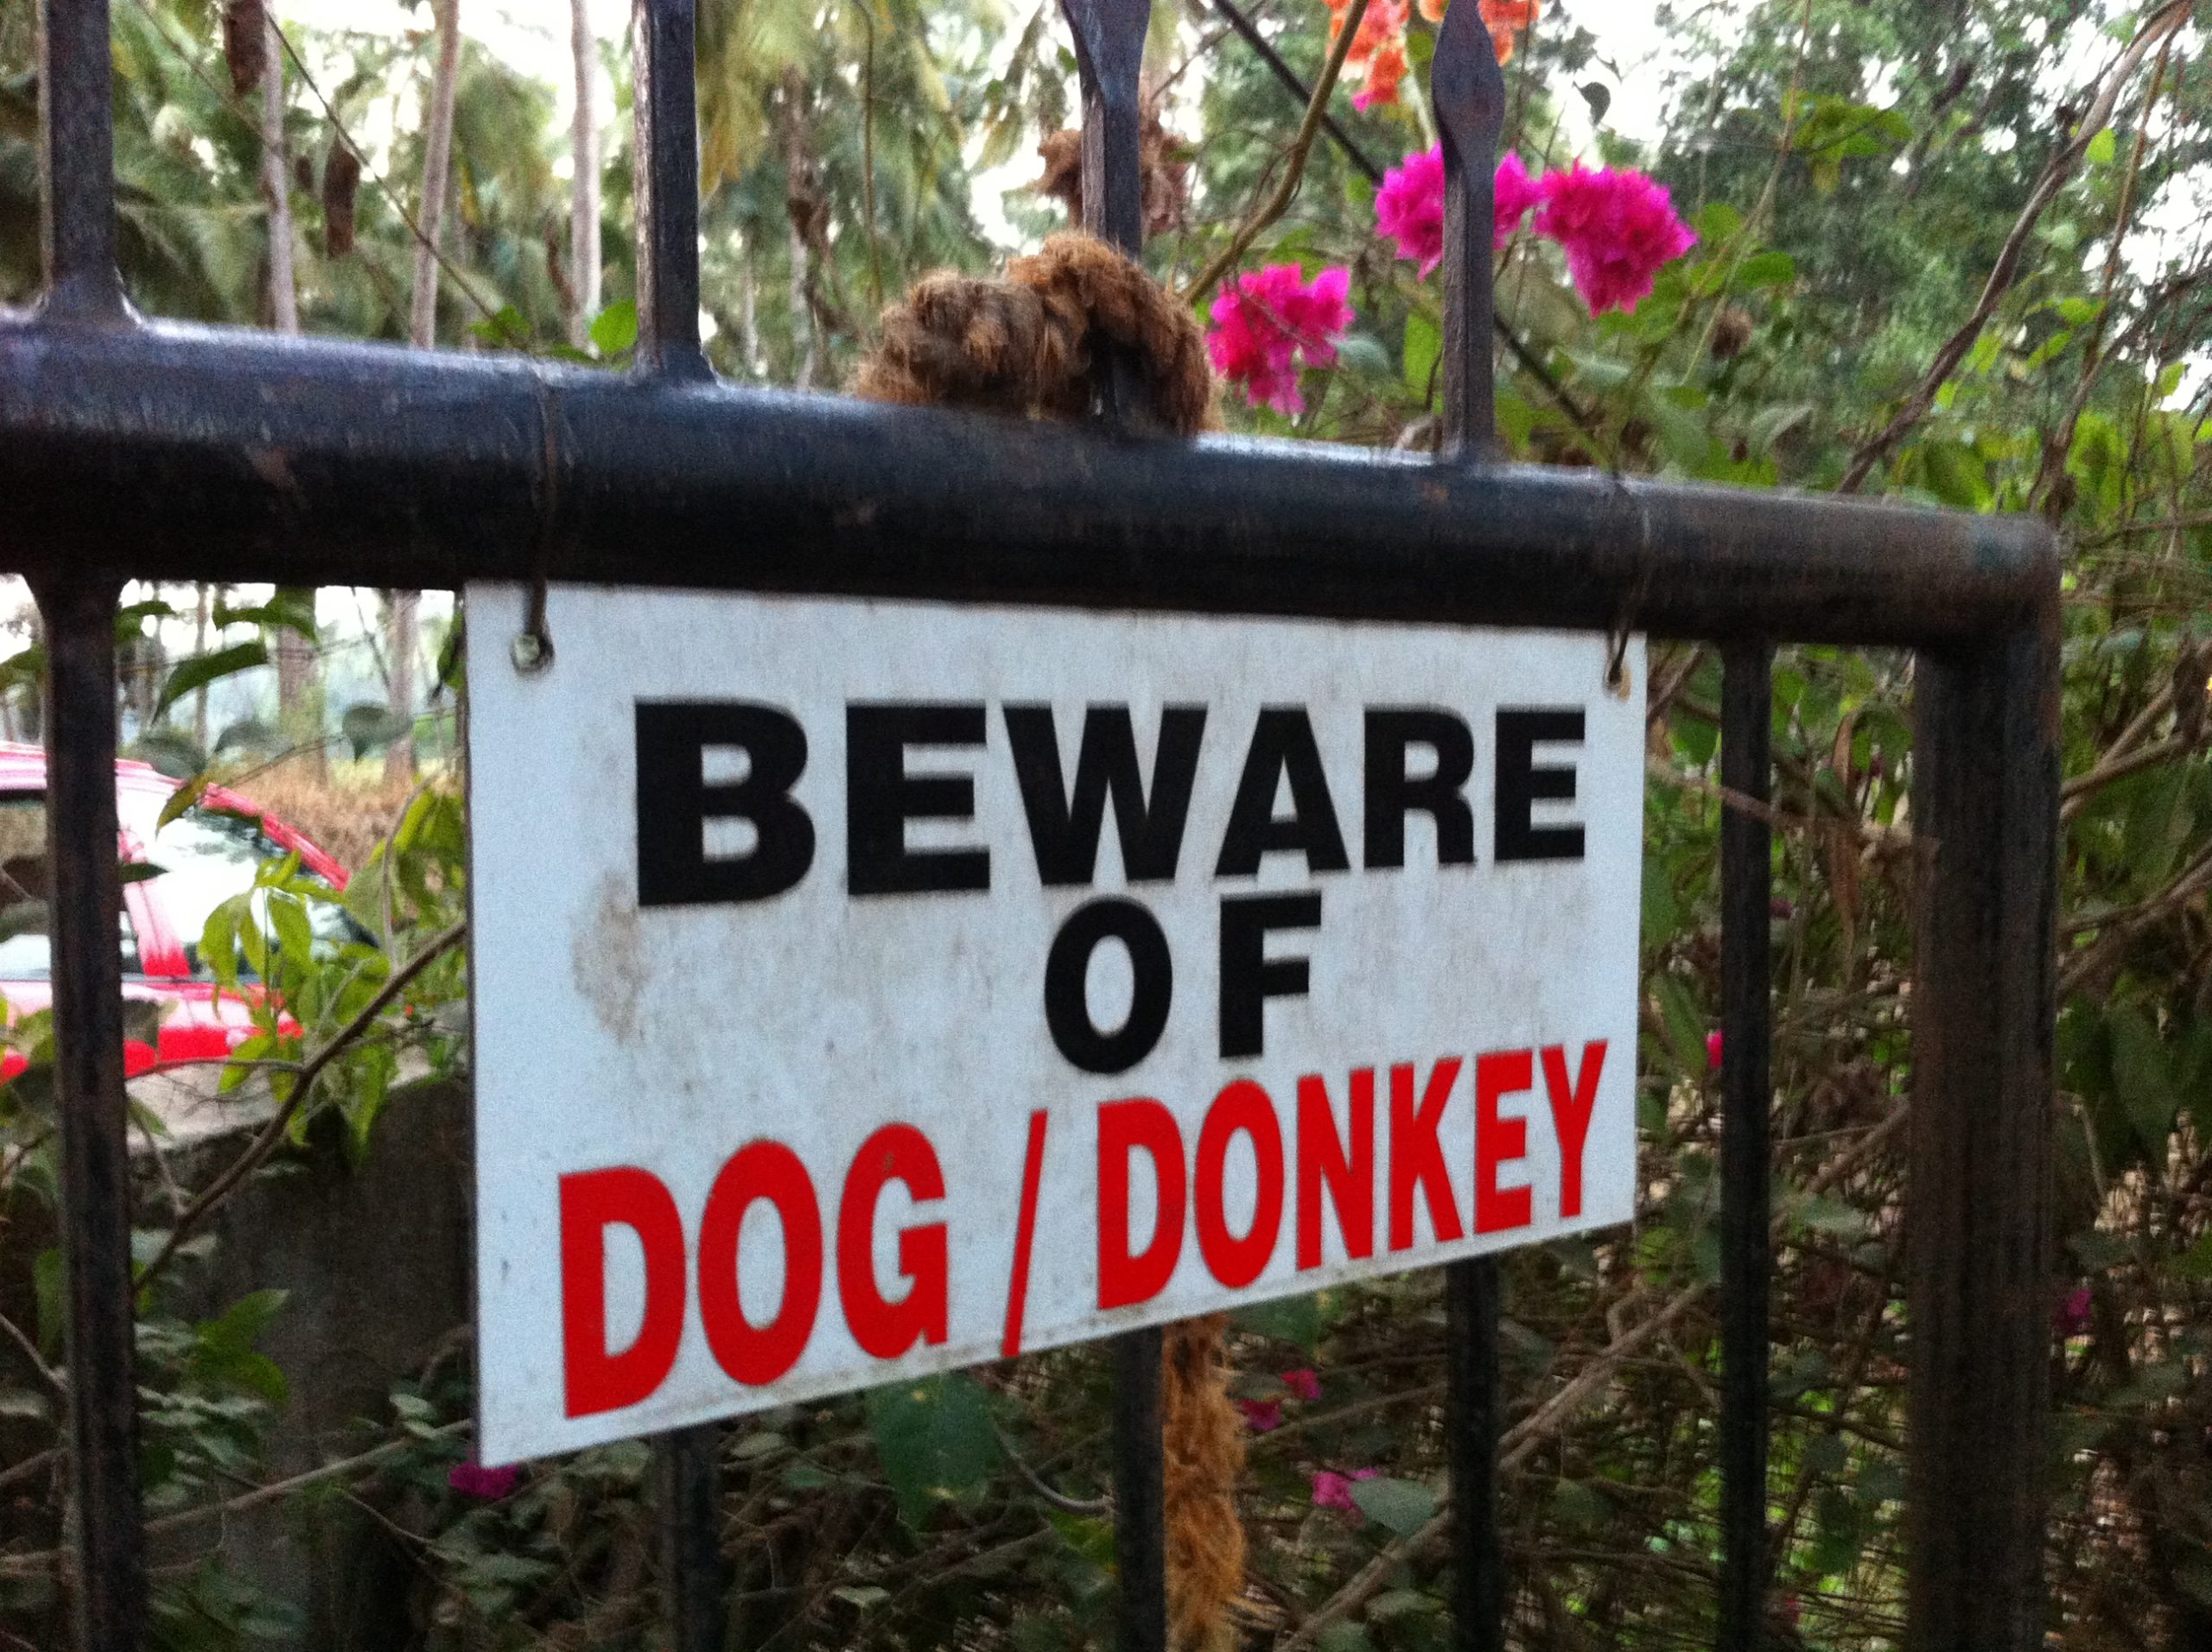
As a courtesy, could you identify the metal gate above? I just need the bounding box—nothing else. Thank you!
[4,0,2058,1646]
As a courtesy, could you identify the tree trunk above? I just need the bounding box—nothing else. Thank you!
[392,0,458,784]
[384,590,417,785]
[568,0,601,349]
[190,583,211,754]
[739,231,762,378]
[261,18,326,777]
[260,7,297,334]
[410,0,461,349]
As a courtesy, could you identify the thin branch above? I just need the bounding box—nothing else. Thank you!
[0,1309,64,1401]
[0,1421,469,1577]
[138,920,467,1288]
[1835,0,2191,493]
[1179,0,1371,305]
[1276,1108,1908,1650]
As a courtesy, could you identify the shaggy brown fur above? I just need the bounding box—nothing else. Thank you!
[1033,118,1192,239]
[1162,1316,1248,1651]
[854,232,1217,438]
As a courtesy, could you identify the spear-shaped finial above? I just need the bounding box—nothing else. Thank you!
[1432,0,1509,459]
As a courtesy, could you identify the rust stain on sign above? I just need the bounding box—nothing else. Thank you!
[573,870,645,1043]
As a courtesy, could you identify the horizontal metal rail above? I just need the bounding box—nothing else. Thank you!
[0,317,2052,645]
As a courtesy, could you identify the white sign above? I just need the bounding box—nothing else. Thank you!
[466,584,1644,1462]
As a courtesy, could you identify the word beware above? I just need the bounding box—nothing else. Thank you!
[637,701,1587,1069]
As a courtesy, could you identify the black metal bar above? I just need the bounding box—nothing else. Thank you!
[1208,0,1383,183]
[1434,12,1506,1643]
[36,577,146,1651]
[1058,2,1168,1644]
[1443,1260,1504,1652]
[658,1424,725,1652]
[1060,0,1152,429]
[1063,0,1149,253]
[630,0,709,381]
[1109,1325,1167,1652]
[35,0,126,321]
[1432,0,1505,459]
[0,321,2056,645]
[1908,619,2059,1651]
[1719,643,1773,1652]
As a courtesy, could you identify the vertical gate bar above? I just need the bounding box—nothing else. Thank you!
[630,0,709,380]
[1433,7,1508,1649]
[1059,0,1151,422]
[1718,644,1773,1651]
[633,0,718,1636]
[35,0,125,319]
[1907,620,2058,1651]
[1111,1326,1168,1652]
[1056,3,1166,1647]
[38,577,146,1651]
[659,1424,724,1652]
[1443,1262,1503,1652]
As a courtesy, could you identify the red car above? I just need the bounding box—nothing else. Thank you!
[0,744,355,1072]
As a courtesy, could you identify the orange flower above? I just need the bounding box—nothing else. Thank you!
[1451,0,1535,60]
[1357,35,1408,108]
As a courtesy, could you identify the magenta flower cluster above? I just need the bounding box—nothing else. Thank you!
[1236,1367,1325,1433]
[1375,149,1696,316]
[1205,264,1356,417]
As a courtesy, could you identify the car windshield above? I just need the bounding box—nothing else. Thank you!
[150,806,372,976]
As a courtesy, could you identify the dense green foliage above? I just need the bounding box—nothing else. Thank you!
[3,0,2211,1647]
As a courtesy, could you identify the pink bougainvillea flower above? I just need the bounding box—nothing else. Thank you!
[1532,162,1698,315]
[2054,1284,2093,1337]
[1312,1466,1382,1515]
[448,1459,524,1500]
[1493,152,1544,245]
[1207,264,1355,416]
[1706,1029,1724,1071]
[0,1050,26,1085]
[1375,147,1445,275]
[1281,1368,1323,1402]
[1236,1397,1285,1433]
[1375,150,1543,279]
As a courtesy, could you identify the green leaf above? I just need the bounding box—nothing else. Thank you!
[2111,1007,2178,1155]
[1402,313,1440,397]
[590,299,639,358]
[1579,82,1612,126]
[1350,1474,1435,1535]
[1696,201,1742,243]
[467,305,534,351]
[213,589,318,641]
[866,1373,1000,1532]
[157,773,211,831]
[1738,250,1796,289]
[153,641,269,722]
[2085,128,2118,166]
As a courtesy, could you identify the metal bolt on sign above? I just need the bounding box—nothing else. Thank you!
[7,0,2058,1648]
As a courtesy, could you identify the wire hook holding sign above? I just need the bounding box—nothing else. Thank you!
[512,375,563,675]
